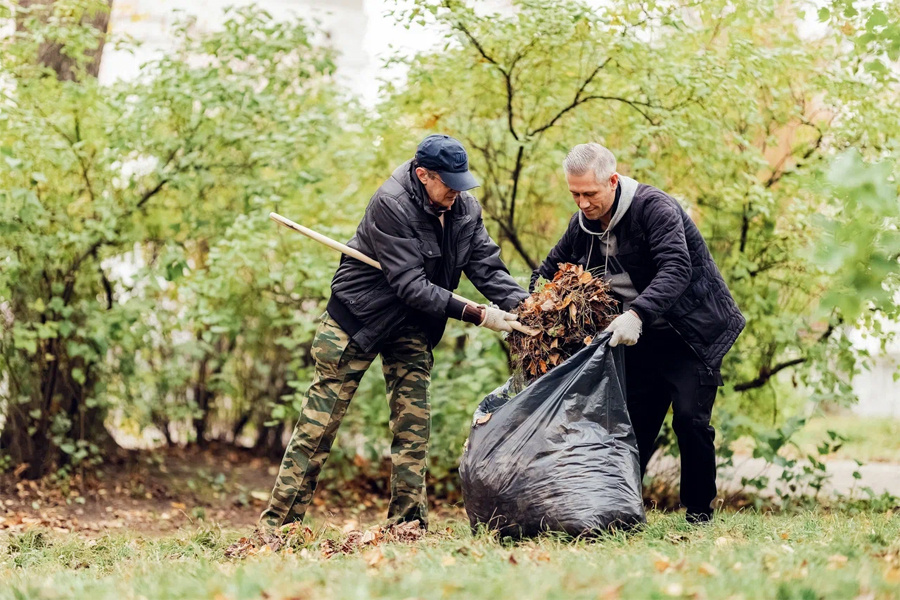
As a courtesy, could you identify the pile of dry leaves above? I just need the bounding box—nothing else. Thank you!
[510,263,618,384]
[224,520,426,559]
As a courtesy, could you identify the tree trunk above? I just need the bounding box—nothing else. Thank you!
[16,0,114,81]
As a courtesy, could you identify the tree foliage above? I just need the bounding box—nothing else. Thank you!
[1,0,898,499]
[383,0,900,431]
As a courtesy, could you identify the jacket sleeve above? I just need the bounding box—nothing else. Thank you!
[463,205,528,311]
[530,214,579,292]
[367,194,452,318]
[629,195,692,324]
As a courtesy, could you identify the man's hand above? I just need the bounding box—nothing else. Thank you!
[604,310,643,347]
[479,305,519,333]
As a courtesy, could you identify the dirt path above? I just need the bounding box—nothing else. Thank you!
[649,454,900,500]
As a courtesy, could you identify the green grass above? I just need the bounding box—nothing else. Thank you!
[3,510,900,599]
[793,415,900,463]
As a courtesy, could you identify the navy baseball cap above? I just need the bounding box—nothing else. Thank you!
[415,134,479,191]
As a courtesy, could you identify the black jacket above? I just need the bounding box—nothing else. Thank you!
[531,181,745,371]
[328,160,528,352]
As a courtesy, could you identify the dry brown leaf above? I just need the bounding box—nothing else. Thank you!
[475,413,492,426]
[698,562,718,576]
[530,549,551,562]
[510,263,618,385]
[599,584,624,600]
[827,554,848,570]
[654,554,671,572]
[364,547,385,567]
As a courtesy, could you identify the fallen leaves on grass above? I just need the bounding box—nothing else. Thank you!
[225,522,316,558]
[225,518,427,561]
[509,263,618,385]
[320,520,425,559]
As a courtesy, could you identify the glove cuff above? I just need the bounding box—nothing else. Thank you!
[463,304,486,325]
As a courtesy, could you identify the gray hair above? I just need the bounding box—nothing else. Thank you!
[562,143,617,182]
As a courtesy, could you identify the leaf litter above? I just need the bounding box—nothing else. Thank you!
[225,519,426,560]
[509,263,618,386]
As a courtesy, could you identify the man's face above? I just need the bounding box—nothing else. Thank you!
[416,167,459,211]
[567,171,618,221]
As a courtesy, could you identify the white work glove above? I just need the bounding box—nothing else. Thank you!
[604,310,643,347]
[479,304,519,333]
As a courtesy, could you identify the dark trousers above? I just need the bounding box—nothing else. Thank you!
[623,326,719,513]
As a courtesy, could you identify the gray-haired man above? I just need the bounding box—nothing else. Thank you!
[530,143,745,522]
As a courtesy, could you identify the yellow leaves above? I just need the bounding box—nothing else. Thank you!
[584,335,593,345]
[884,566,900,583]
[827,554,848,570]
[654,555,672,572]
[652,553,686,573]
[421,113,442,129]
[697,562,719,576]
[578,270,593,284]
[529,549,551,562]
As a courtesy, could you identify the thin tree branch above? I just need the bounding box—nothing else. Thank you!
[527,58,612,137]
[734,319,840,391]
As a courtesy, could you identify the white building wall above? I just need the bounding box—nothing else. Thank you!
[101,0,370,90]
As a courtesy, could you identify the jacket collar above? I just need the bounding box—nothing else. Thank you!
[392,159,466,220]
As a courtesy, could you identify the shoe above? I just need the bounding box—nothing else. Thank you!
[686,510,713,524]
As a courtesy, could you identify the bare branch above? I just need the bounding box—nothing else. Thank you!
[527,58,613,137]
[734,319,841,391]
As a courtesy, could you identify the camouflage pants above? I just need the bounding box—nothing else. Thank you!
[259,314,433,530]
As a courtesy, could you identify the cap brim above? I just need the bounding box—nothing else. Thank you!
[438,169,479,191]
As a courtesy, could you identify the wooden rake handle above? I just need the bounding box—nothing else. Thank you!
[269,212,538,336]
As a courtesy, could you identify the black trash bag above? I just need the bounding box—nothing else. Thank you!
[460,333,646,538]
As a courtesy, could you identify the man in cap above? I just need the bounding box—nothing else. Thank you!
[530,143,745,523]
[259,134,528,531]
